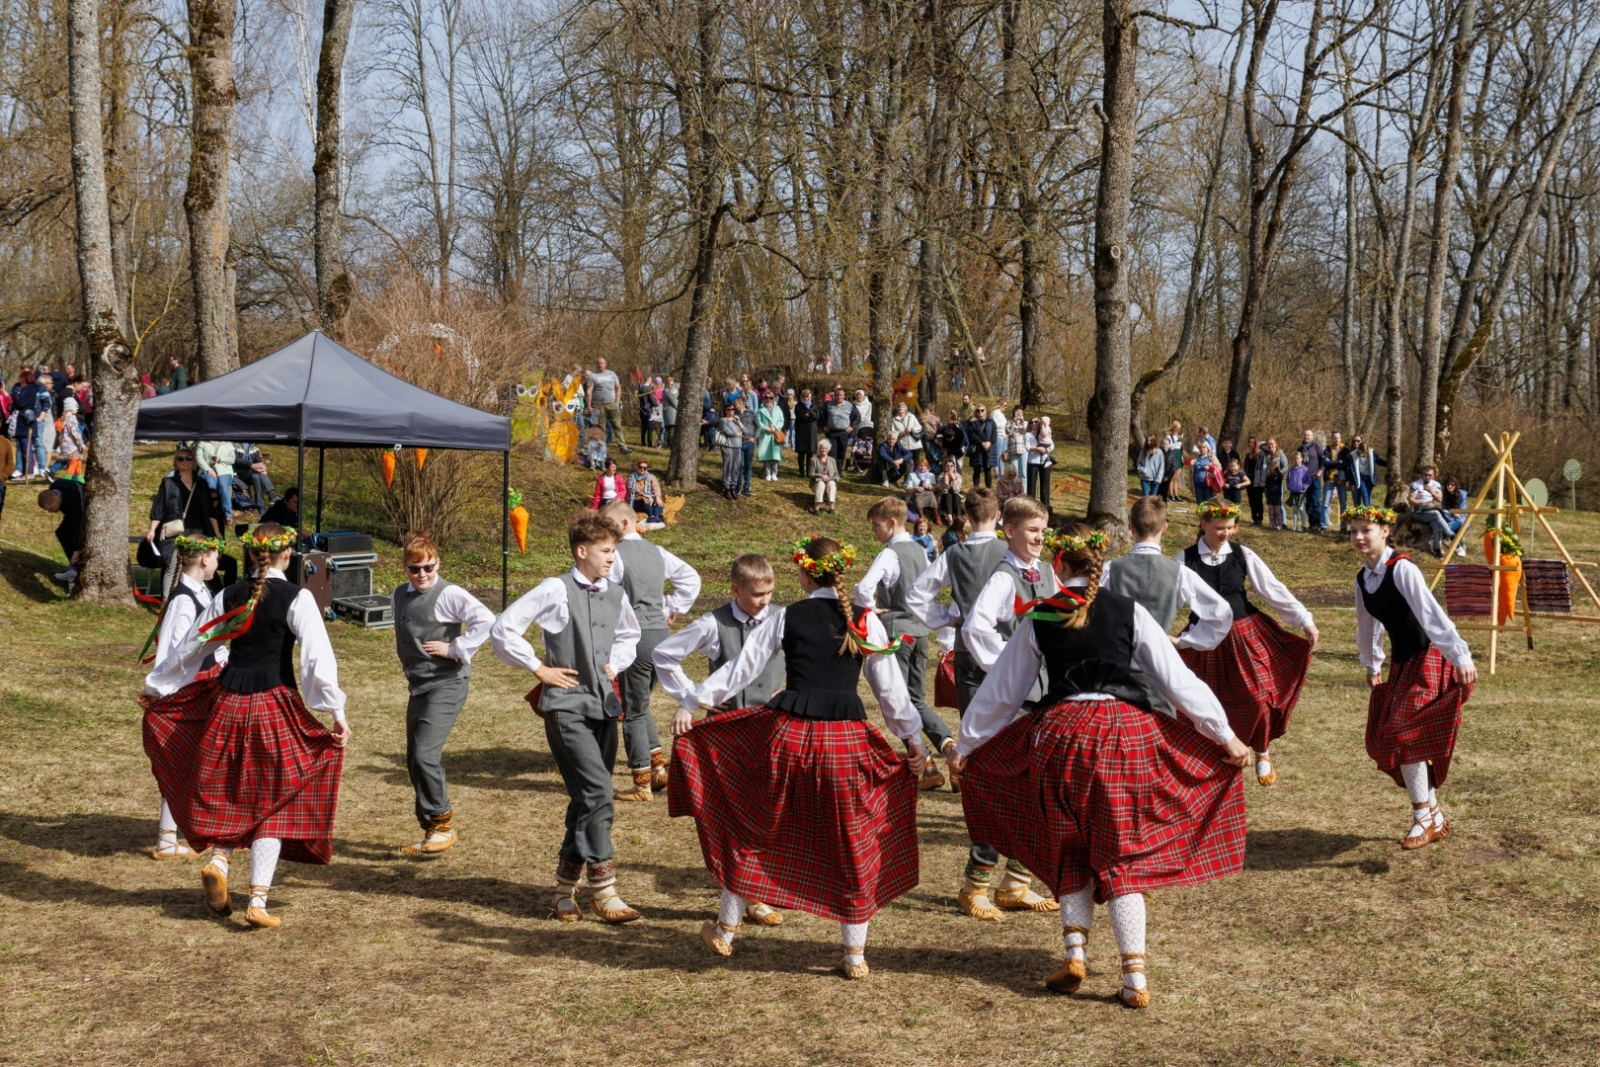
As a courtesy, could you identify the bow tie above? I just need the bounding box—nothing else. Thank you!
[579,581,602,593]
[1022,568,1041,584]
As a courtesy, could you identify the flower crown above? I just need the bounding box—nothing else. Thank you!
[1197,498,1242,521]
[1488,528,1523,558]
[173,534,224,553]
[1043,529,1107,557]
[1344,504,1396,525]
[241,527,298,553]
[791,537,856,576]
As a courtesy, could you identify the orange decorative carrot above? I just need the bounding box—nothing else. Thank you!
[382,451,396,487]
[415,447,429,470]
[508,488,529,553]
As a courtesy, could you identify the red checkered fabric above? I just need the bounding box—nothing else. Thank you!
[1180,612,1312,752]
[667,705,920,923]
[934,651,958,709]
[960,699,1246,903]
[1366,647,1472,788]
[143,681,344,864]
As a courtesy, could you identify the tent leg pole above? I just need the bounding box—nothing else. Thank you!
[502,449,510,610]
[296,442,305,531]
[316,448,325,534]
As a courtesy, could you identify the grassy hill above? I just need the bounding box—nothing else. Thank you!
[0,439,1597,1066]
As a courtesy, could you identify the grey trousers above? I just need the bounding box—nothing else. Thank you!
[405,675,469,826]
[954,648,999,868]
[545,708,618,867]
[620,627,667,769]
[894,635,953,752]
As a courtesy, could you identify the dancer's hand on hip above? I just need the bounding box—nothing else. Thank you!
[535,665,581,689]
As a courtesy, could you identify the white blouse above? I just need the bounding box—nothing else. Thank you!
[688,588,924,746]
[962,551,1059,671]
[1355,547,1474,673]
[144,574,229,693]
[1174,538,1314,631]
[957,578,1235,755]
[651,601,772,710]
[145,568,347,720]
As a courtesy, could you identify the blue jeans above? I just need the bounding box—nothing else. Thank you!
[1354,479,1374,506]
[636,502,663,523]
[201,470,233,518]
[739,442,754,493]
[1306,477,1325,528]
[1324,480,1349,526]
[1141,479,1160,497]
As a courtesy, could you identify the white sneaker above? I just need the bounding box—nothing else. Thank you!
[1455,545,1466,557]
[54,568,77,582]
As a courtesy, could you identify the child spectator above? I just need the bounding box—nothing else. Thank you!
[1286,452,1313,532]
[1222,459,1249,505]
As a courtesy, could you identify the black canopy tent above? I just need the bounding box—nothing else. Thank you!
[135,330,515,606]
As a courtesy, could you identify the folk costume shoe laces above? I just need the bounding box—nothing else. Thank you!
[958,870,1004,922]
[590,885,642,924]
[201,855,232,916]
[402,810,457,857]
[700,920,738,957]
[553,881,582,922]
[1255,752,1277,787]
[245,886,281,929]
[1046,926,1090,994]
[918,760,946,791]
[151,829,194,861]
[994,864,1059,913]
[744,901,784,926]
[1118,954,1150,1009]
[841,946,869,980]
[1402,804,1443,850]
[616,769,655,803]
[650,749,670,791]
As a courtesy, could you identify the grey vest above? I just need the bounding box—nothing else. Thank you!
[393,579,468,687]
[999,558,1050,704]
[947,536,1007,653]
[615,537,668,631]
[540,573,625,719]
[1099,552,1181,717]
[710,602,785,708]
[881,541,932,638]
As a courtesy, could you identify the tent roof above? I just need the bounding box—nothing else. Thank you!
[133,331,511,451]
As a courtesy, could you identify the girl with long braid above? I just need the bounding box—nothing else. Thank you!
[948,524,1249,1008]
[669,538,928,979]
[141,524,349,928]
[139,534,228,859]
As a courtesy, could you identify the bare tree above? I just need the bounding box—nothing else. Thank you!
[184,0,239,378]
[315,0,356,332]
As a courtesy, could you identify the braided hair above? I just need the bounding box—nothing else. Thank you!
[247,523,293,604]
[802,536,865,658]
[1050,522,1104,630]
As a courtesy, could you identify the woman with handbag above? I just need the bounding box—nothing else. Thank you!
[146,446,221,594]
[757,392,786,481]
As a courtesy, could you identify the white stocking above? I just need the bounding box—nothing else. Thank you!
[158,798,178,833]
[1400,762,1432,838]
[249,837,281,907]
[1108,893,1147,991]
[841,922,869,965]
[717,888,745,942]
[207,847,232,874]
[1060,885,1093,962]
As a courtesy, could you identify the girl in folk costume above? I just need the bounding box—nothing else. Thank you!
[142,525,349,928]
[669,537,929,979]
[139,534,228,860]
[948,526,1249,1008]
[1346,505,1477,848]
[1177,498,1319,786]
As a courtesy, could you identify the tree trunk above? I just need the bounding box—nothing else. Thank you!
[67,0,137,605]
[184,0,238,379]
[1086,0,1137,527]
[1416,0,1476,466]
[1339,90,1359,433]
[315,0,356,333]
[104,0,134,340]
[866,30,900,430]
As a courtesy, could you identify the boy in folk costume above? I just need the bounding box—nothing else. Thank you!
[670,538,928,979]
[1177,498,1320,786]
[597,500,702,802]
[490,511,643,922]
[390,532,496,857]
[949,526,1250,1008]
[1101,496,1234,714]
[139,534,228,860]
[905,487,1005,720]
[951,495,1062,919]
[652,552,787,928]
[1346,505,1477,848]
[142,525,350,929]
[853,497,956,791]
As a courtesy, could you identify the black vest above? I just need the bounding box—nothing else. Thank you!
[1182,543,1259,626]
[217,578,298,694]
[1035,590,1151,710]
[769,596,867,721]
[167,580,216,672]
[1358,555,1431,665]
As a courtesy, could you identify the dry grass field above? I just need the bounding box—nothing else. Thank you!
[1,441,1597,1066]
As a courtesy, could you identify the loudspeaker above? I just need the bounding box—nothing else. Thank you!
[330,566,373,601]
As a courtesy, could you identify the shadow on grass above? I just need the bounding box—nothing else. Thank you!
[0,811,153,857]
[412,909,1061,992]
[0,860,201,918]
[358,747,567,793]
[1244,827,1389,872]
[0,542,67,604]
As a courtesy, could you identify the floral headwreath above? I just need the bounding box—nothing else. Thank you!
[241,527,298,553]
[1197,499,1242,521]
[1488,527,1523,558]
[173,534,224,553]
[1344,504,1396,525]
[791,537,856,576]
[1043,529,1107,557]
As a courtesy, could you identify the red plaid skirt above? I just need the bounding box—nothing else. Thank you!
[667,705,920,923]
[960,699,1246,903]
[142,681,344,864]
[1366,648,1472,788]
[934,651,958,709]
[1180,612,1312,752]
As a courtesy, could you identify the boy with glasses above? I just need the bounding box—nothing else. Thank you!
[390,532,496,856]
